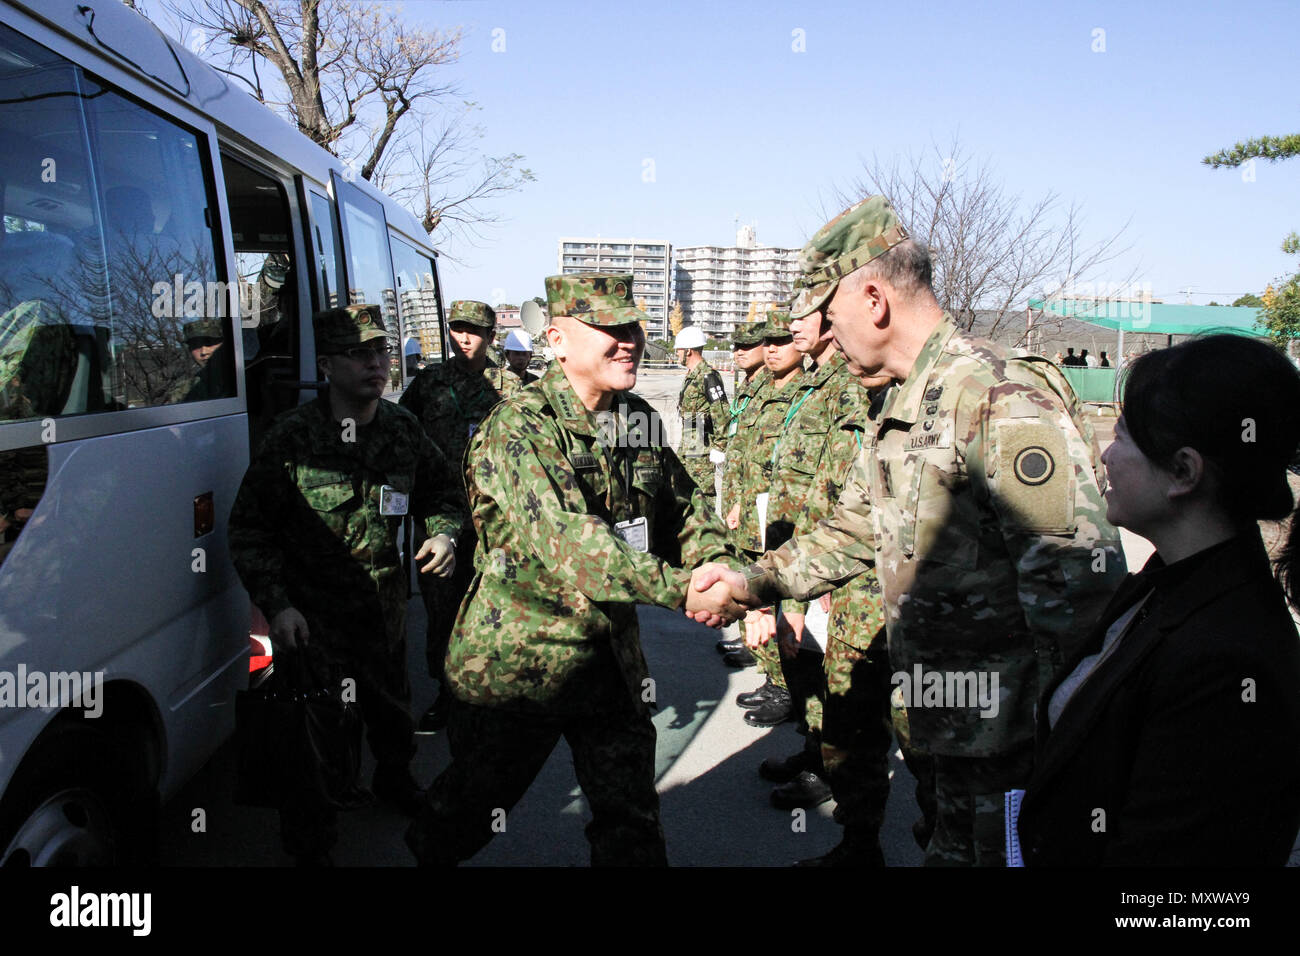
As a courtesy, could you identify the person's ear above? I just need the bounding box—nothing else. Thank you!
[855,277,889,330]
[1165,446,1207,501]
[546,323,565,361]
[317,354,332,380]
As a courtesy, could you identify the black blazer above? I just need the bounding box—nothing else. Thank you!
[1018,531,1300,865]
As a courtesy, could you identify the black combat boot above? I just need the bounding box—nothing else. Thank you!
[769,770,832,809]
[735,679,776,708]
[758,748,816,783]
[723,647,757,668]
[743,686,793,726]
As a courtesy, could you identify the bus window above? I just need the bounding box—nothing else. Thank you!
[308,190,344,312]
[389,232,444,375]
[335,177,401,389]
[84,82,230,410]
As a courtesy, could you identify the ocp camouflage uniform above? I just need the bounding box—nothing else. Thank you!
[407,273,741,866]
[798,378,931,857]
[748,314,1125,864]
[399,301,525,685]
[229,307,464,857]
[677,357,729,499]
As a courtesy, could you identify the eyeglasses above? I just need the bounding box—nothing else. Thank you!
[331,345,391,363]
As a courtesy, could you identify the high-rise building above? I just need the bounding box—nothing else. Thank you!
[673,225,800,338]
[556,237,672,338]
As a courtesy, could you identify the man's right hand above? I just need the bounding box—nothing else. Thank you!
[269,607,310,651]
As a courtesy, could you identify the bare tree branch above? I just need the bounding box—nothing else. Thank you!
[836,138,1135,346]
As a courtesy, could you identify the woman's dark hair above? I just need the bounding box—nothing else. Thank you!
[1120,334,1300,608]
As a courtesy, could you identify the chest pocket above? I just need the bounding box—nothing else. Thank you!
[780,427,828,477]
[902,451,979,570]
[298,467,356,513]
[630,451,664,501]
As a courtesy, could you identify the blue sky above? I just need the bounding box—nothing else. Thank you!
[399,0,1296,308]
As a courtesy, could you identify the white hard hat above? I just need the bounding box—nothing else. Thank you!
[503,329,533,352]
[675,326,707,350]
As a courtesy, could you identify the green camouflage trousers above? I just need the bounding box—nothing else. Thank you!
[925,743,1034,866]
[407,699,667,866]
[819,635,893,839]
[754,629,788,690]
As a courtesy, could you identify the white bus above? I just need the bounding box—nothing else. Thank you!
[0,0,448,864]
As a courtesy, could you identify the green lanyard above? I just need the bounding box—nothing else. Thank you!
[770,385,815,467]
[726,394,752,438]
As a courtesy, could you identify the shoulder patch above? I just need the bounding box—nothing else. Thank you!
[704,371,727,404]
[994,419,1073,532]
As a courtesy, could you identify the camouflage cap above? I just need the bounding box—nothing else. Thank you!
[732,317,768,347]
[790,196,909,318]
[543,273,646,327]
[182,318,223,342]
[763,309,793,338]
[313,304,387,352]
[448,300,497,329]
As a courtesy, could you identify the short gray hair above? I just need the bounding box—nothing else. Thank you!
[843,239,934,299]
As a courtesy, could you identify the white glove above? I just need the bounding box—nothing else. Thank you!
[708,449,726,465]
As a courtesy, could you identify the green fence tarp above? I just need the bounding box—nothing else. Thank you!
[1029,299,1266,336]
[1060,366,1117,403]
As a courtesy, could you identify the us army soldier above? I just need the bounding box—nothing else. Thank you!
[405,273,743,867]
[228,304,464,864]
[692,197,1126,866]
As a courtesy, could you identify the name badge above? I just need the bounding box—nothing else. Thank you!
[379,485,409,516]
[614,516,649,552]
[571,452,599,471]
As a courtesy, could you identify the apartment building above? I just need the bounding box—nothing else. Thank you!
[556,237,672,338]
[672,226,800,339]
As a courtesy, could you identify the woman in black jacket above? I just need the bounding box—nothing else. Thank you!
[1018,334,1300,866]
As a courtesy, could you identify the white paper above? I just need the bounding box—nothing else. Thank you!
[756,492,769,550]
[800,597,828,652]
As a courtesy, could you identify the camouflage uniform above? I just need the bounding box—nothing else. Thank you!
[798,379,916,856]
[398,301,523,686]
[719,367,771,525]
[676,357,729,499]
[407,274,740,866]
[735,341,803,690]
[228,304,464,858]
[746,198,1126,865]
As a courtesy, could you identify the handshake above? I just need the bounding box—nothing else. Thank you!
[682,563,761,629]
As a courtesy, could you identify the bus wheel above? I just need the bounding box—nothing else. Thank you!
[0,723,156,867]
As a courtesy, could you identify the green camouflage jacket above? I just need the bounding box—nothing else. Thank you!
[747,315,1126,756]
[228,395,464,648]
[731,368,805,554]
[719,367,770,518]
[765,348,861,552]
[676,358,729,495]
[445,362,740,716]
[398,357,524,507]
[500,364,540,391]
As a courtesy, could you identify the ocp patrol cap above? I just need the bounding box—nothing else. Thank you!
[790,196,909,318]
[313,304,387,352]
[544,273,647,327]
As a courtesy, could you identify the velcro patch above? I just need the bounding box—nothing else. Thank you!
[994,420,1074,532]
[570,452,599,471]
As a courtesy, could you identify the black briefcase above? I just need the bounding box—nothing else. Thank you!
[233,648,367,810]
